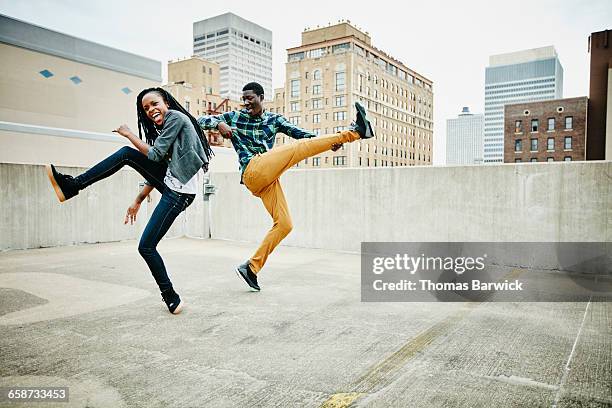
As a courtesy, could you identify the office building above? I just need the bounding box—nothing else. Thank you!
[484,46,563,163]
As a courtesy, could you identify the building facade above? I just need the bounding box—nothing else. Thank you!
[587,29,612,160]
[504,97,587,163]
[164,57,241,147]
[193,13,272,101]
[484,46,563,163]
[0,13,161,167]
[0,13,161,134]
[446,107,483,165]
[273,22,433,169]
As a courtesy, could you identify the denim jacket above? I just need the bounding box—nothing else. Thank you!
[147,110,208,184]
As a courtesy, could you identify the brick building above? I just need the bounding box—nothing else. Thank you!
[504,97,587,163]
[587,29,612,160]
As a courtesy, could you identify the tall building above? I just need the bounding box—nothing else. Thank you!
[504,97,587,163]
[587,29,612,160]
[446,107,483,165]
[274,22,433,168]
[193,13,272,101]
[484,46,563,163]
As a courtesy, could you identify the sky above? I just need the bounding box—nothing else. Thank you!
[1,0,610,165]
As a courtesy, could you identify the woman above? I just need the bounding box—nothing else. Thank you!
[46,88,213,314]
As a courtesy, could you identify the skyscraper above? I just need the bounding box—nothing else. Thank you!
[483,46,563,163]
[446,107,483,165]
[193,13,272,101]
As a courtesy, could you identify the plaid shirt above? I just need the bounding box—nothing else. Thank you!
[198,109,315,174]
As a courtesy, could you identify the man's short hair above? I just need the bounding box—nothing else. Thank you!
[242,82,264,97]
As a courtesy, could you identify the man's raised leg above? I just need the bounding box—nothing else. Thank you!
[244,130,360,195]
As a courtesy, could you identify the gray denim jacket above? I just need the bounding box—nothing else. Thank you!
[147,110,209,184]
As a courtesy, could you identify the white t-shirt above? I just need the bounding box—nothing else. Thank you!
[164,168,198,194]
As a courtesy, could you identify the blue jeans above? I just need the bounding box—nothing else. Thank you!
[76,146,167,192]
[138,187,194,291]
[76,146,195,291]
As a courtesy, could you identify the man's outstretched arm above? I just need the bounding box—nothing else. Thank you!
[198,112,236,138]
[276,115,316,139]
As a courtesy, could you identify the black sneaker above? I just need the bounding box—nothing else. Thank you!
[351,101,375,139]
[45,164,80,202]
[161,288,184,314]
[235,261,260,292]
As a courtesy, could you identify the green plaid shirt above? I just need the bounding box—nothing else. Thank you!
[198,110,315,175]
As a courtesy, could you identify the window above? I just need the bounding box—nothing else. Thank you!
[547,138,554,151]
[312,85,321,95]
[290,80,300,98]
[310,48,325,58]
[333,111,346,121]
[185,101,190,111]
[547,157,554,162]
[312,99,322,109]
[290,102,299,112]
[312,157,320,166]
[332,43,350,53]
[564,156,572,162]
[515,120,522,133]
[515,159,522,163]
[515,139,522,152]
[530,158,537,162]
[530,138,538,151]
[313,128,321,135]
[564,136,572,149]
[335,72,345,92]
[289,116,301,125]
[548,118,555,131]
[333,156,347,166]
[531,119,539,132]
[565,116,573,129]
[313,69,321,80]
[312,114,321,123]
[289,52,305,62]
[335,95,345,107]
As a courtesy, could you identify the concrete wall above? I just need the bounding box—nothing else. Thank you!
[207,161,611,252]
[0,163,187,251]
[1,161,610,251]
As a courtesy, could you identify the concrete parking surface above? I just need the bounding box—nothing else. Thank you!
[1,238,610,407]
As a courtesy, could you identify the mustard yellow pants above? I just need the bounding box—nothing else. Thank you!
[242,130,361,273]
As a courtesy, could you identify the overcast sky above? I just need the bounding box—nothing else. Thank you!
[1,0,610,164]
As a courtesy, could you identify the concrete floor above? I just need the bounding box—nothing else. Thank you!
[0,238,610,408]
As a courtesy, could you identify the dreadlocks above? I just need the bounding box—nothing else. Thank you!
[136,87,214,165]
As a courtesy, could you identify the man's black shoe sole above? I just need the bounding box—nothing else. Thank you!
[235,267,260,292]
[355,102,374,139]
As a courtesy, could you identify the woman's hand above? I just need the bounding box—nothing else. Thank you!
[113,125,133,138]
[124,201,141,225]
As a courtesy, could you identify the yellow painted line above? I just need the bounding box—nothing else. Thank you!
[319,268,528,407]
[320,392,366,408]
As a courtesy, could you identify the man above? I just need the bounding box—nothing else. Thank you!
[198,82,374,291]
